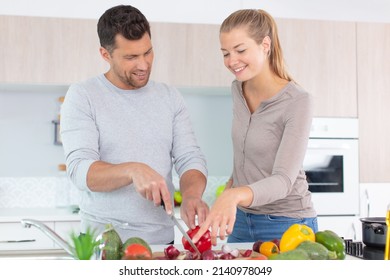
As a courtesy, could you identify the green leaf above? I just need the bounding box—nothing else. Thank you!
[70,227,100,260]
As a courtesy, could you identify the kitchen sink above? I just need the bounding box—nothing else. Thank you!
[0,249,75,260]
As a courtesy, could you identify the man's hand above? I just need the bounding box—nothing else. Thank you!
[180,197,209,229]
[131,163,173,215]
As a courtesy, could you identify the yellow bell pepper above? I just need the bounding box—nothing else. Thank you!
[279,224,315,252]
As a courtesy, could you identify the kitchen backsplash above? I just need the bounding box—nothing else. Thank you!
[0,176,229,208]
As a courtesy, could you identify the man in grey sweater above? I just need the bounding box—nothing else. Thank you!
[60,5,208,244]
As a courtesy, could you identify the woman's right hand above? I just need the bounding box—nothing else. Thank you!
[192,186,253,245]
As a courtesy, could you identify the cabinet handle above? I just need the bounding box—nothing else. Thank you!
[0,239,36,243]
[365,189,370,217]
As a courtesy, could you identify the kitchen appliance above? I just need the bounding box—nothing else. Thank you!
[345,239,386,260]
[304,118,359,216]
[360,217,387,248]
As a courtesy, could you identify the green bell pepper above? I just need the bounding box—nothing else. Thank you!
[315,230,346,260]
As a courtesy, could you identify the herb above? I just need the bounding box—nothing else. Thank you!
[70,227,100,260]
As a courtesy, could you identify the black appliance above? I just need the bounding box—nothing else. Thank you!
[344,239,386,260]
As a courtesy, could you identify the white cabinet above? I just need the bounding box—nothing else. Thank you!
[0,220,81,251]
[317,216,362,241]
[53,221,81,249]
[316,183,390,242]
[0,222,55,250]
[360,183,390,218]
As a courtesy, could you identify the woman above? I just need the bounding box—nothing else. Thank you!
[193,9,317,245]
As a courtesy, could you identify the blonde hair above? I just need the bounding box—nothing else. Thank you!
[220,9,293,82]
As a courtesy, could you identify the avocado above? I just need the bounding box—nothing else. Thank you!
[268,248,311,260]
[101,224,123,260]
[297,240,337,260]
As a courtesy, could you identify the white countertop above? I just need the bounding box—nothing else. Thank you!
[0,206,80,223]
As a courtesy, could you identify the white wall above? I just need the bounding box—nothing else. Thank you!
[0,84,68,177]
[0,0,389,23]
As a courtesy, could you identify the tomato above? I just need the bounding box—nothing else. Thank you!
[123,243,152,259]
[259,241,280,257]
[181,225,211,254]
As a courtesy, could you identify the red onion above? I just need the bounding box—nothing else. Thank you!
[240,249,253,258]
[230,248,240,258]
[220,253,235,260]
[221,244,233,254]
[164,245,180,260]
[176,251,195,260]
[201,249,218,260]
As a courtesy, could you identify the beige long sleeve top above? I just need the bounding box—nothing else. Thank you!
[231,80,317,218]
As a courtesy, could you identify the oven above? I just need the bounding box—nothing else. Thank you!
[303,118,359,216]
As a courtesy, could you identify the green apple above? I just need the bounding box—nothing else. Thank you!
[215,184,226,197]
[174,190,182,206]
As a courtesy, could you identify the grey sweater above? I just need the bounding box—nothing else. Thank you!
[231,80,317,218]
[60,74,207,244]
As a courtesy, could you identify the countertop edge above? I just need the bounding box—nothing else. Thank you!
[0,207,80,223]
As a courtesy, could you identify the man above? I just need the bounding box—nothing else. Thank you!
[60,5,208,244]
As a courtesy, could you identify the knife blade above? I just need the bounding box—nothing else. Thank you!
[161,201,201,256]
[170,213,201,256]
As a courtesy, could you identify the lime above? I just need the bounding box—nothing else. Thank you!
[174,191,182,206]
[215,184,226,197]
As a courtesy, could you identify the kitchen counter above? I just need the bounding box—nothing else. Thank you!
[150,243,362,260]
[0,206,80,223]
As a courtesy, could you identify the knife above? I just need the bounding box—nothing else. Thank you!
[161,201,201,256]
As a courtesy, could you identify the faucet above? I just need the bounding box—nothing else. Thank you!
[21,219,108,260]
[21,219,76,258]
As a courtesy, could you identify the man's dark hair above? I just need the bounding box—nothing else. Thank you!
[97,5,151,53]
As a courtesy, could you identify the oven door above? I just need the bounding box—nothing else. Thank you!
[303,138,359,216]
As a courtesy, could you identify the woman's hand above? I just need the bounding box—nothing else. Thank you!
[192,186,253,245]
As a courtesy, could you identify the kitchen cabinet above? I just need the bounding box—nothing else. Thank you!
[276,18,358,118]
[0,15,231,86]
[317,216,361,241]
[0,222,55,250]
[0,15,107,84]
[357,22,390,182]
[360,183,390,218]
[0,15,359,108]
[54,221,81,248]
[149,22,232,87]
[0,207,80,251]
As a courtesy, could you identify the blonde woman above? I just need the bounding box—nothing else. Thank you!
[194,9,317,245]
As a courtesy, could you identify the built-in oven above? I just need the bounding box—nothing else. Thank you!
[304,118,359,216]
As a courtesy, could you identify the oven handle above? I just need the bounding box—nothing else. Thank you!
[307,145,347,150]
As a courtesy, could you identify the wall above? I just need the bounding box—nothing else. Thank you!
[0,84,68,177]
[0,86,233,177]
[179,88,233,177]
[0,0,389,23]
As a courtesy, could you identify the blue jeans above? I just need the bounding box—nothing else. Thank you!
[227,208,318,243]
